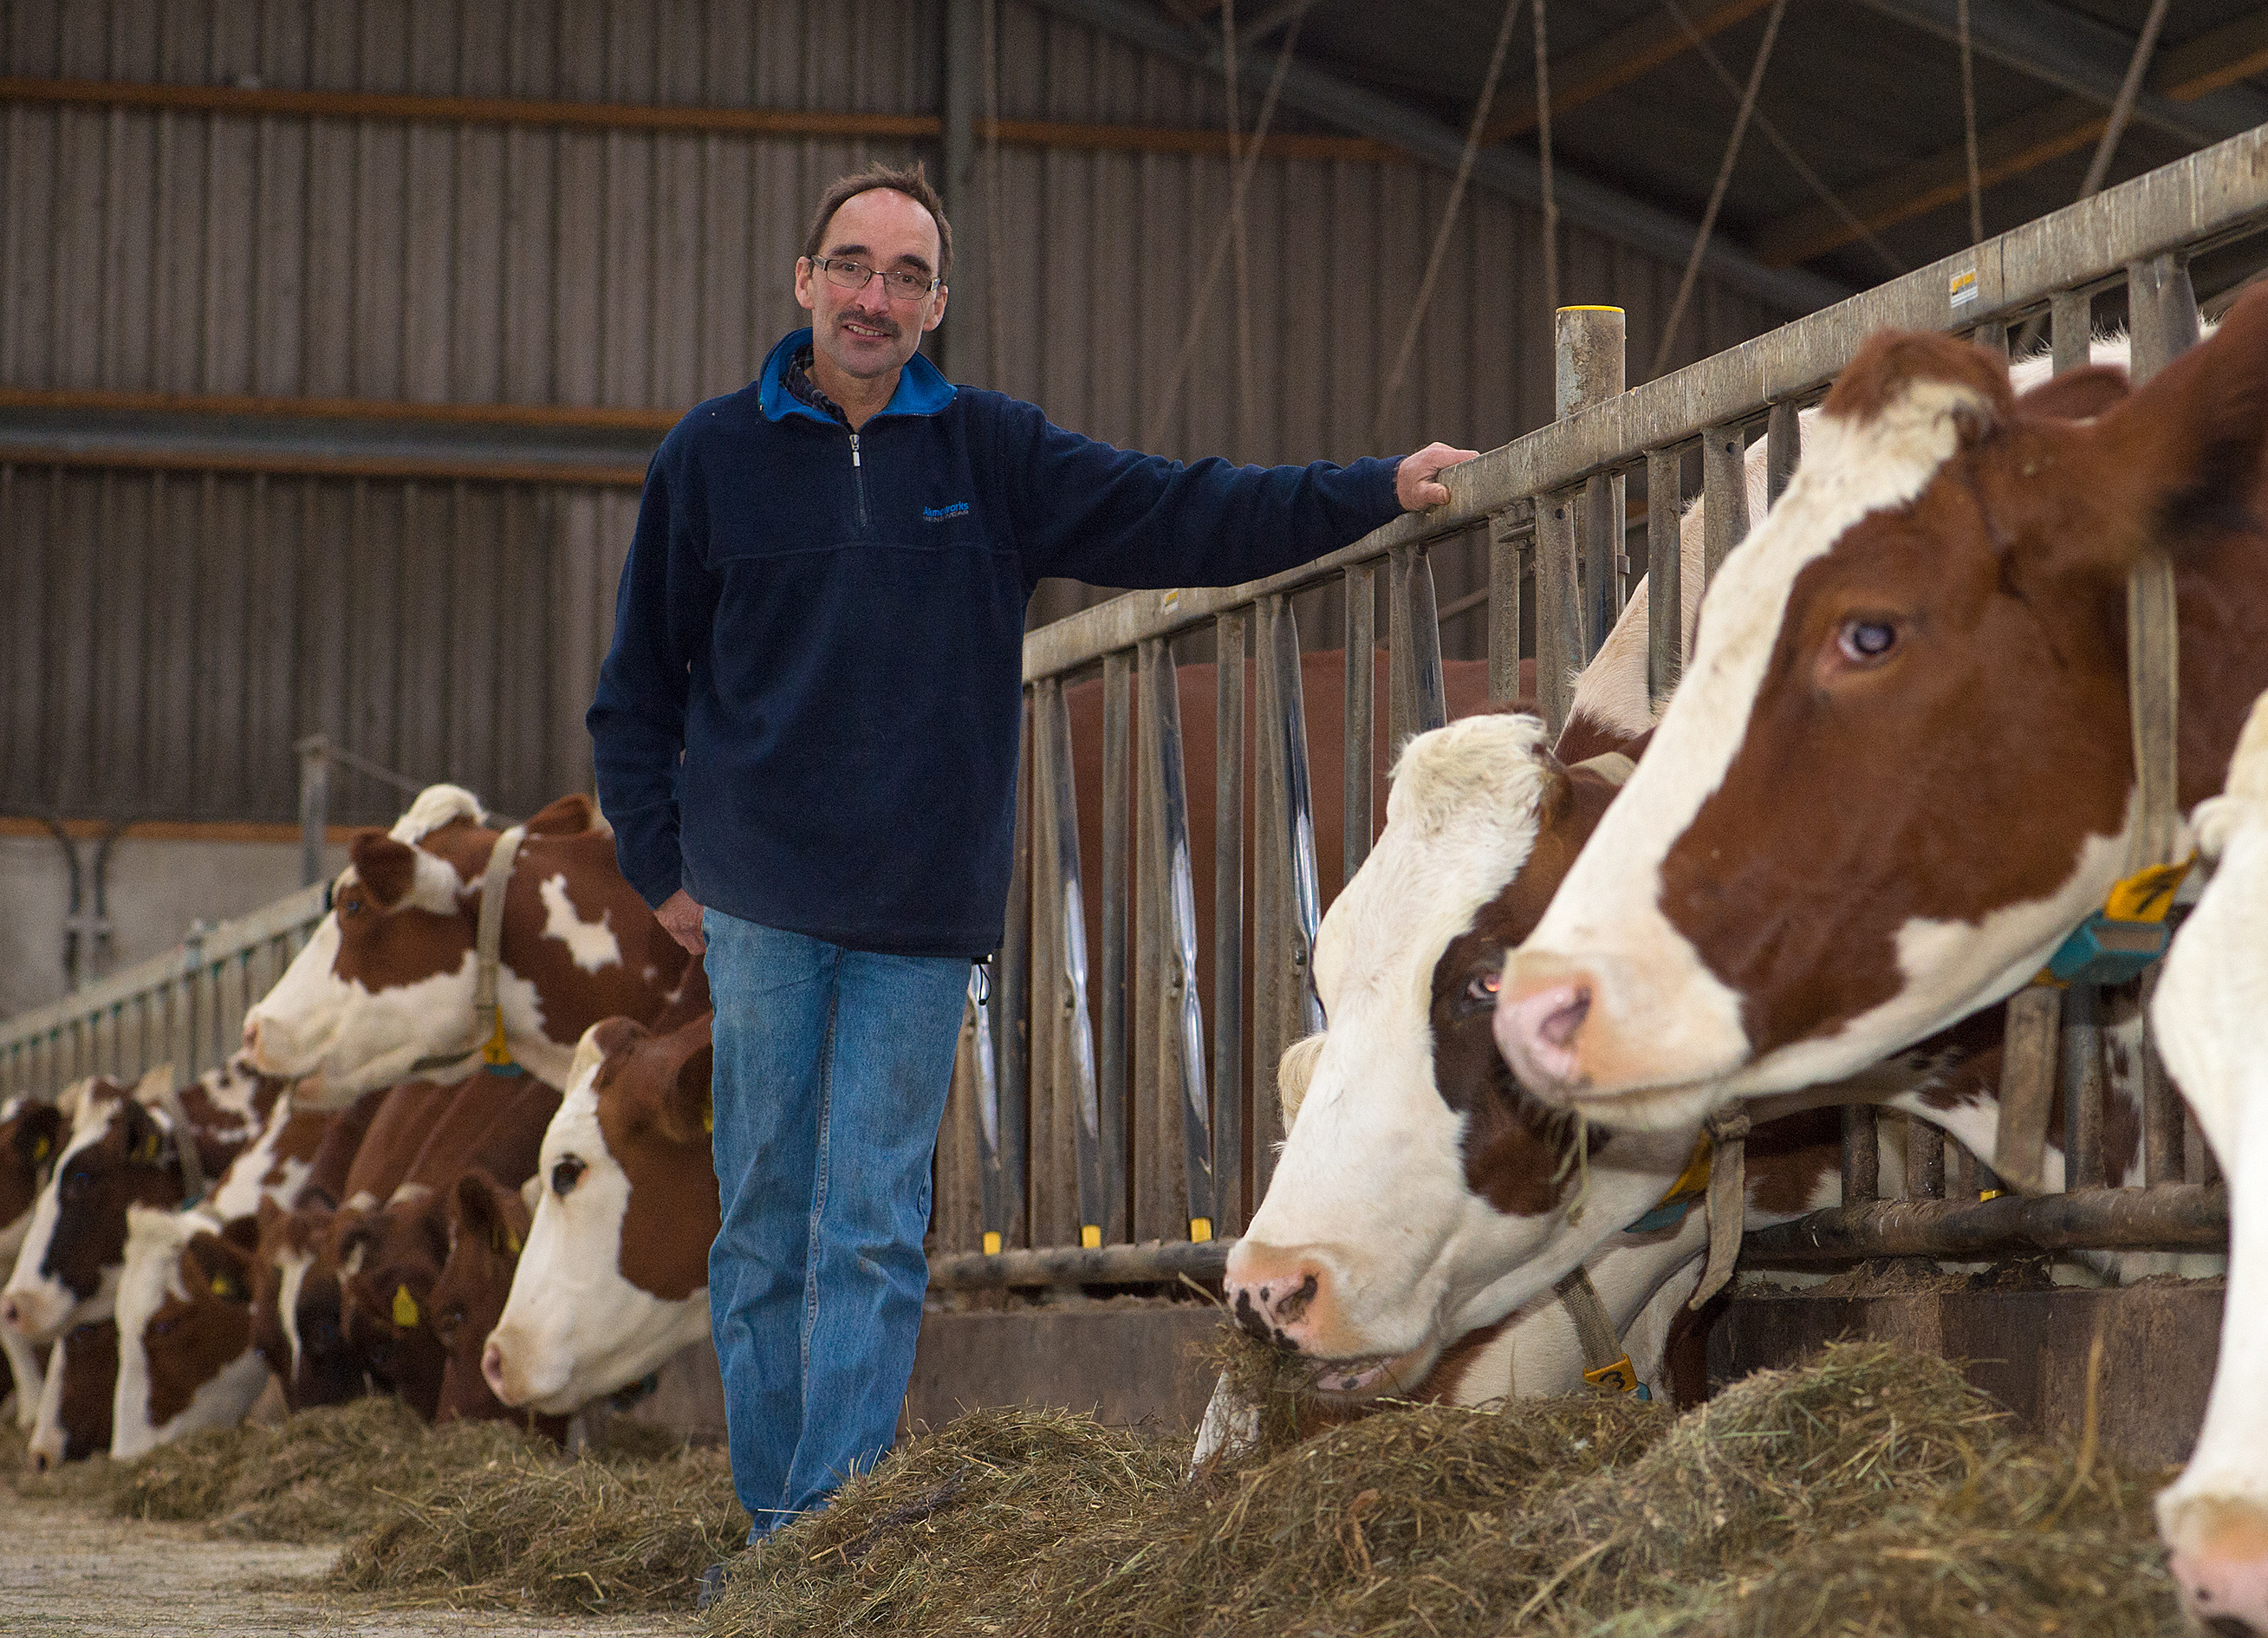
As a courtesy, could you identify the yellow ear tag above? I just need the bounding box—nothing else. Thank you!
[210,1276,235,1299]
[393,1285,421,1329]
[505,1228,522,1256]
[703,1102,714,1135]
[135,1131,162,1165]
[31,1137,49,1163]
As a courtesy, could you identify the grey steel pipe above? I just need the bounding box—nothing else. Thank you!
[1741,1183,2226,1264]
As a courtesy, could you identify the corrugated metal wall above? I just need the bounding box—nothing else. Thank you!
[0,0,1791,827]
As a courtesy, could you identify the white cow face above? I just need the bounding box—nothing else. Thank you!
[110,1205,267,1460]
[481,1021,714,1415]
[241,789,494,1103]
[1224,714,1699,1387]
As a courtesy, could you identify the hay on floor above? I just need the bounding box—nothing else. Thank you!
[328,1442,745,1614]
[702,1339,2187,1638]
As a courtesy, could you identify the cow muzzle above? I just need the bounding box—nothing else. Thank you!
[2167,1498,2268,1638]
[1,1284,68,1345]
[1223,1241,1372,1360]
[1493,950,1750,1129]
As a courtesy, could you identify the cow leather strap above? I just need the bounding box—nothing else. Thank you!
[1689,1108,1751,1310]
[1554,1265,1642,1395]
[152,1079,209,1210]
[406,823,526,1078]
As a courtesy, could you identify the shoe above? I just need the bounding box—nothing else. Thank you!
[694,1562,731,1615]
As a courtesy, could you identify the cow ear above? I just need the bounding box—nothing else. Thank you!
[2017,361,2128,422]
[348,830,419,909]
[1276,1032,1327,1128]
[522,794,596,836]
[221,1213,262,1254]
[131,1063,175,1108]
[122,1101,166,1167]
[2083,285,2268,573]
[452,1170,518,1258]
[660,1037,715,1146]
[15,1103,63,1173]
[185,1232,254,1303]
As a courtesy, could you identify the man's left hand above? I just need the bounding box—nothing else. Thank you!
[1397,443,1480,511]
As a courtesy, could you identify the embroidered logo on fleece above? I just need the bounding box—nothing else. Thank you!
[923,502,972,522]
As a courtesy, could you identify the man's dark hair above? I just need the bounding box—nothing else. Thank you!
[802,162,952,283]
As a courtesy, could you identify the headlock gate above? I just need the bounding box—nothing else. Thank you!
[6,128,2265,1295]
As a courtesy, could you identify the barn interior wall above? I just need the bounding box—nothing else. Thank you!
[0,0,1792,1017]
[0,831,346,1017]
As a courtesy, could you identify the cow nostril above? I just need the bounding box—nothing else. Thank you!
[1537,986,1591,1050]
[1275,1272,1320,1326]
[481,1338,507,1394]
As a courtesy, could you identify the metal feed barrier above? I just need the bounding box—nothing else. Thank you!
[3,129,2259,1288]
[926,126,2268,1290]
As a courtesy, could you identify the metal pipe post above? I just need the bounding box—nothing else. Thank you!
[1556,306,1626,657]
[296,735,330,888]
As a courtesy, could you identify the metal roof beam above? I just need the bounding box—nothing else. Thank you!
[1025,0,1851,314]
[1756,7,2268,267]
[1850,0,2268,149]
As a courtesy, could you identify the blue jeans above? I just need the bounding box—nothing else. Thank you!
[702,910,971,1539]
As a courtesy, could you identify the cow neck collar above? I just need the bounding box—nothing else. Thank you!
[404,822,529,1080]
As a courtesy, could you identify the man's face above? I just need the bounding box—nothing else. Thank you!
[795,187,948,384]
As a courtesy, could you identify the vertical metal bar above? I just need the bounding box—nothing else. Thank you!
[1764,401,1800,510]
[1486,506,1526,704]
[1026,682,1066,1246]
[1646,448,1681,709]
[2050,288,2091,376]
[1252,594,1321,1205]
[1907,1117,1946,1200]
[1995,985,2064,1193]
[995,697,1031,1251]
[1342,568,1375,883]
[1143,642,1213,1242]
[1099,652,1133,1243]
[1400,546,1448,736]
[2187,1106,2219,1188]
[295,739,327,887]
[1386,545,1413,756]
[2127,252,2199,384]
[2062,982,2107,1189]
[1212,609,1248,1235]
[2140,971,2183,1187]
[1841,1105,1880,1205]
[1699,424,1750,588]
[1557,306,1626,651]
[1134,642,1166,1243]
[1534,490,1580,736]
[1041,682,1106,1249]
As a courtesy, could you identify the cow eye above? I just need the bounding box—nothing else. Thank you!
[62,1169,90,1201]
[551,1156,586,1196]
[338,892,364,918]
[435,1303,465,1340]
[1461,969,1502,1011]
[1836,618,1898,664]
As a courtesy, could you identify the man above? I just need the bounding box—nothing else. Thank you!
[588,163,1476,1551]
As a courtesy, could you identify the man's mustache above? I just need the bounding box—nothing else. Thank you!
[836,312,900,340]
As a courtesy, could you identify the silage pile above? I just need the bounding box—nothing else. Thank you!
[705,1340,2187,1638]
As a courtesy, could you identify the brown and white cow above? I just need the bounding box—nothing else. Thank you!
[107,1092,348,1458]
[0,1089,67,1426]
[3,1060,281,1344]
[331,1073,560,1421]
[1222,710,2011,1378]
[250,1079,456,1410]
[241,786,697,1101]
[27,1317,114,1472]
[1492,307,2268,1128]
[1486,297,2268,1630]
[429,1168,568,1439]
[109,1207,266,1460]
[482,1011,717,1415]
[2140,690,2268,1634]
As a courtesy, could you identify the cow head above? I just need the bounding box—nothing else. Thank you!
[242,786,686,1101]
[27,1317,114,1472]
[111,1206,267,1459]
[1222,713,1700,1388]
[332,1188,450,1421]
[483,1013,718,1415]
[1497,291,2268,1131]
[430,1169,562,1440]
[3,1073,191,1344]
[250,1196,367,1410]
[0,1095,66,1260]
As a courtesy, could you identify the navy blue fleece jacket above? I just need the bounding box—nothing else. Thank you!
[588,328,1405,957]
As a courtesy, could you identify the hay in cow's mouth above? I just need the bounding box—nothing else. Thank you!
[699,1336,2188,1638]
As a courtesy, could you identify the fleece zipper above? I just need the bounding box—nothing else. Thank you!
[848,431,869,530]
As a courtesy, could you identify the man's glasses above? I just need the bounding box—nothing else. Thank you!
[811,257,939,301]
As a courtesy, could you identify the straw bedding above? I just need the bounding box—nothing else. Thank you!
[704,1338,2188,1638]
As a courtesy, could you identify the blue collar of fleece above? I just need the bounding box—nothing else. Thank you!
[757,328,956,425]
